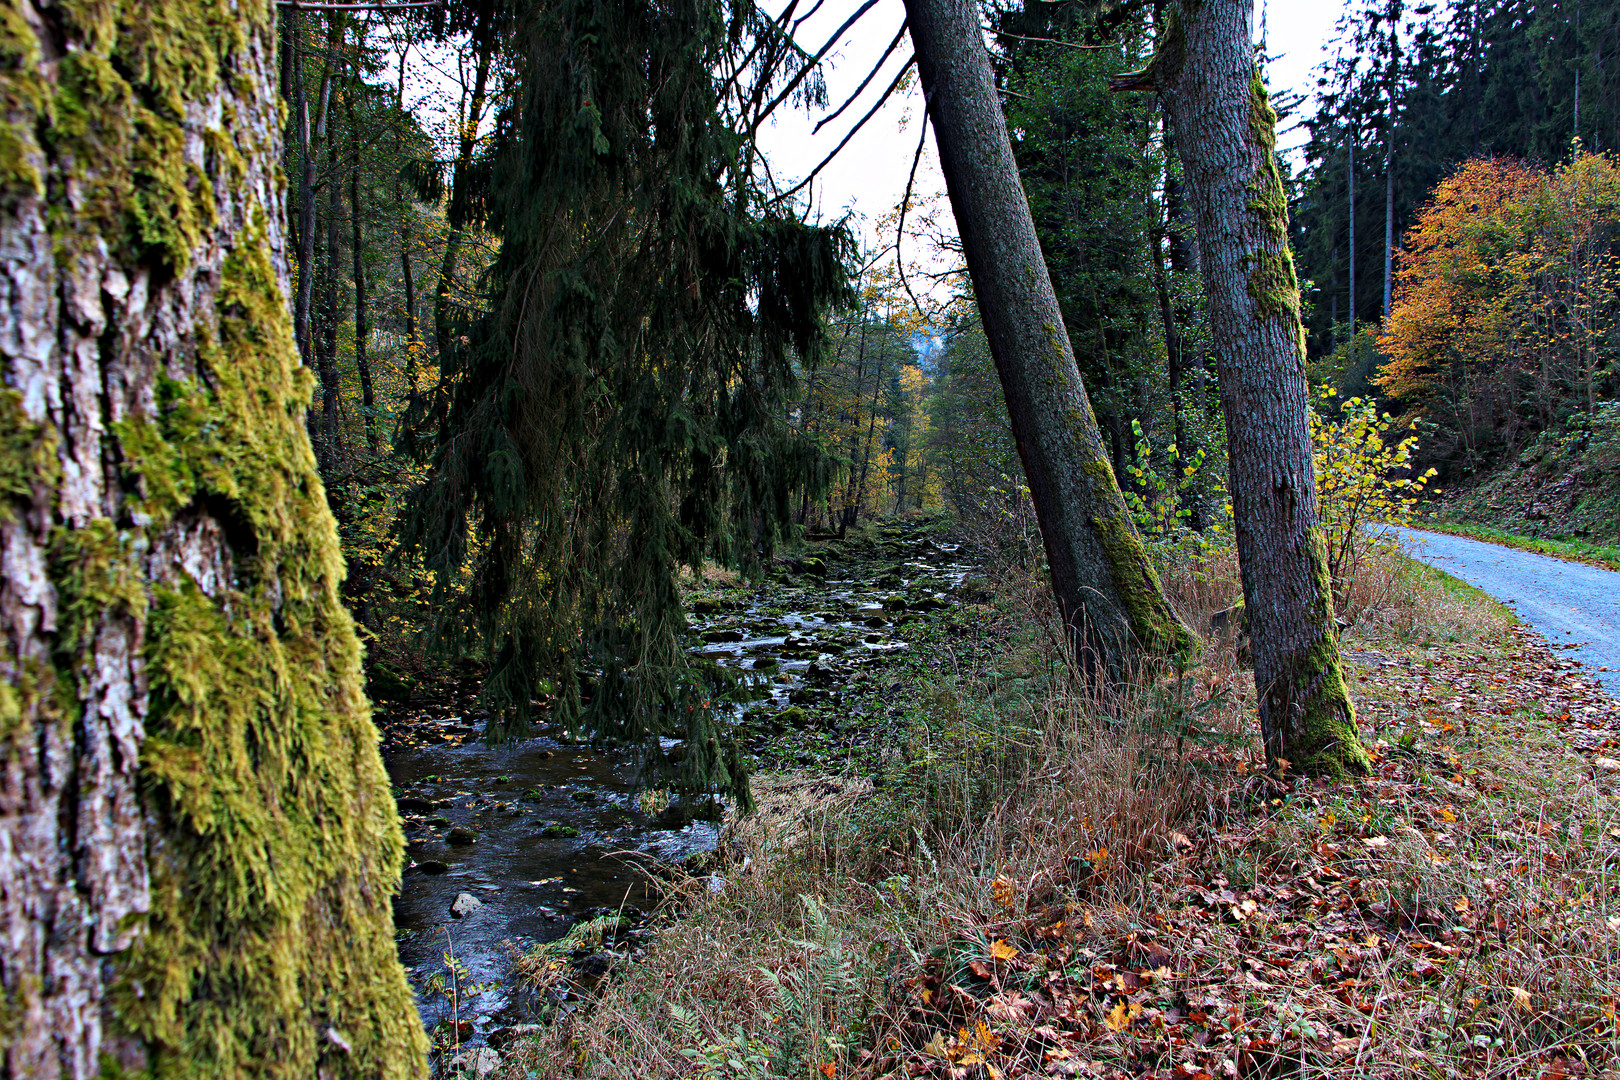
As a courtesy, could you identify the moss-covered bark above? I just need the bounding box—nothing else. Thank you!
[0,1,425,1076]
[1118,0,1371,777]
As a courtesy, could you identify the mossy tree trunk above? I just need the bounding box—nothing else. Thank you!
[904,0,1191,681]
[0,2,425,1076]
[1113,0,1372,777]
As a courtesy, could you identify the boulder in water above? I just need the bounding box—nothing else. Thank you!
[449,892,483,918]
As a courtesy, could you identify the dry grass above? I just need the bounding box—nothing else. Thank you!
[500,674,1208,1080]
[495,535,1620,1080]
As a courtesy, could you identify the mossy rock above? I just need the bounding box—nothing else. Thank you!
[540,824,581,839]
[690,596,723,614]
[881,594,908,612]
[445,827,478,845]
[777,706,809,727]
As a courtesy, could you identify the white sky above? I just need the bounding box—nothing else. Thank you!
[755,0,1351,290]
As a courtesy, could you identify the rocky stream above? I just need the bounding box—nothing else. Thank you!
[376,521,980,1059]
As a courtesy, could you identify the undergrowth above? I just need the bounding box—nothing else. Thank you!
[496,538,1620,1080]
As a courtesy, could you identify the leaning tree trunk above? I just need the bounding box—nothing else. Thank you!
[0,3,426,1077]
[904,0,1190,680]
[1113,0,1371,776]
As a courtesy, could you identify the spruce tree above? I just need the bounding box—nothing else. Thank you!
[401,0,854,803]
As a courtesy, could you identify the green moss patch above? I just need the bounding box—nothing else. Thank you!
[0,0,426,1072]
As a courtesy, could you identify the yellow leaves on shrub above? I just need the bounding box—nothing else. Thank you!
[1312,389,1438,601]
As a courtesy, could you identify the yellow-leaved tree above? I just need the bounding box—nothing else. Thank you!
[1312,391,1437,606]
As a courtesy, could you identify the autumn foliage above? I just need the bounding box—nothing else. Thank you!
[1378,152,1620,466]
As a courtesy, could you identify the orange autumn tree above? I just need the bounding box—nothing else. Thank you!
[1512,152,1620,428]
[1377,158,1543,465]
[1379,151,1620,465]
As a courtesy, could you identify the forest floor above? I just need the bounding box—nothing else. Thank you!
[480,521,1620,1080]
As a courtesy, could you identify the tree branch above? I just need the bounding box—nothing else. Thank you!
[814,19,910,133]
[277,0,445,9]
[747,0,884,138]
[776,56,917,203]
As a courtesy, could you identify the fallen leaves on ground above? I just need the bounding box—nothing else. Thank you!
[874,627,1620,1080]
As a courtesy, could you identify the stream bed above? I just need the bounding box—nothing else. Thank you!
[380,522,977,1050]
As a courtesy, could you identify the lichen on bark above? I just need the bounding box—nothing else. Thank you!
[1243,73,1303,338]
[1268,527,1372,778]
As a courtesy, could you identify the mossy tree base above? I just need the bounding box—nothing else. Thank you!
[1115,0,1372,777]
[0,1,424,1076]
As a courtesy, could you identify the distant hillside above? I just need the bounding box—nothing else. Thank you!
[1432,403,1620,547]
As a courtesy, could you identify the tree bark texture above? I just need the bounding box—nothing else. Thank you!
[0,2,426,1076]
[1116,0,1371,776]
[904,0,1190,679]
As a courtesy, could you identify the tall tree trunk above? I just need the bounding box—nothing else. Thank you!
[850,340,887,525]
[904,0,1190,681]
[0,2,426,1076]
[1347,124,1356,329]
[1156,133,1191,466]
[401,216,419,384]
[350,120,379,450]
[317,131,344,475]
[293,13,318,369]
[1382,1,1399,320]
[1114,0,1371,776]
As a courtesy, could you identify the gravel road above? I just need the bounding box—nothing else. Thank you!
[1388,526,1620,697]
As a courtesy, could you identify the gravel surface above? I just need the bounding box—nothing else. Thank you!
[1389,526,1620,697]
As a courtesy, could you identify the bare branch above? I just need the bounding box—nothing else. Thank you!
[776,56,917,204]
[278,0,445,9]
[814,19,910,134]
[894,98,931,319]
[747,0,884,137]
[984,27,1116,50]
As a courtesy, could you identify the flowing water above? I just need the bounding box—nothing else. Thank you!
[383,524,976,1046]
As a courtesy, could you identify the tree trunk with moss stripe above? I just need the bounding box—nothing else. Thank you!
[0,2,425,1076]
[1113,0,1371,776]
[904,0,1191,682]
